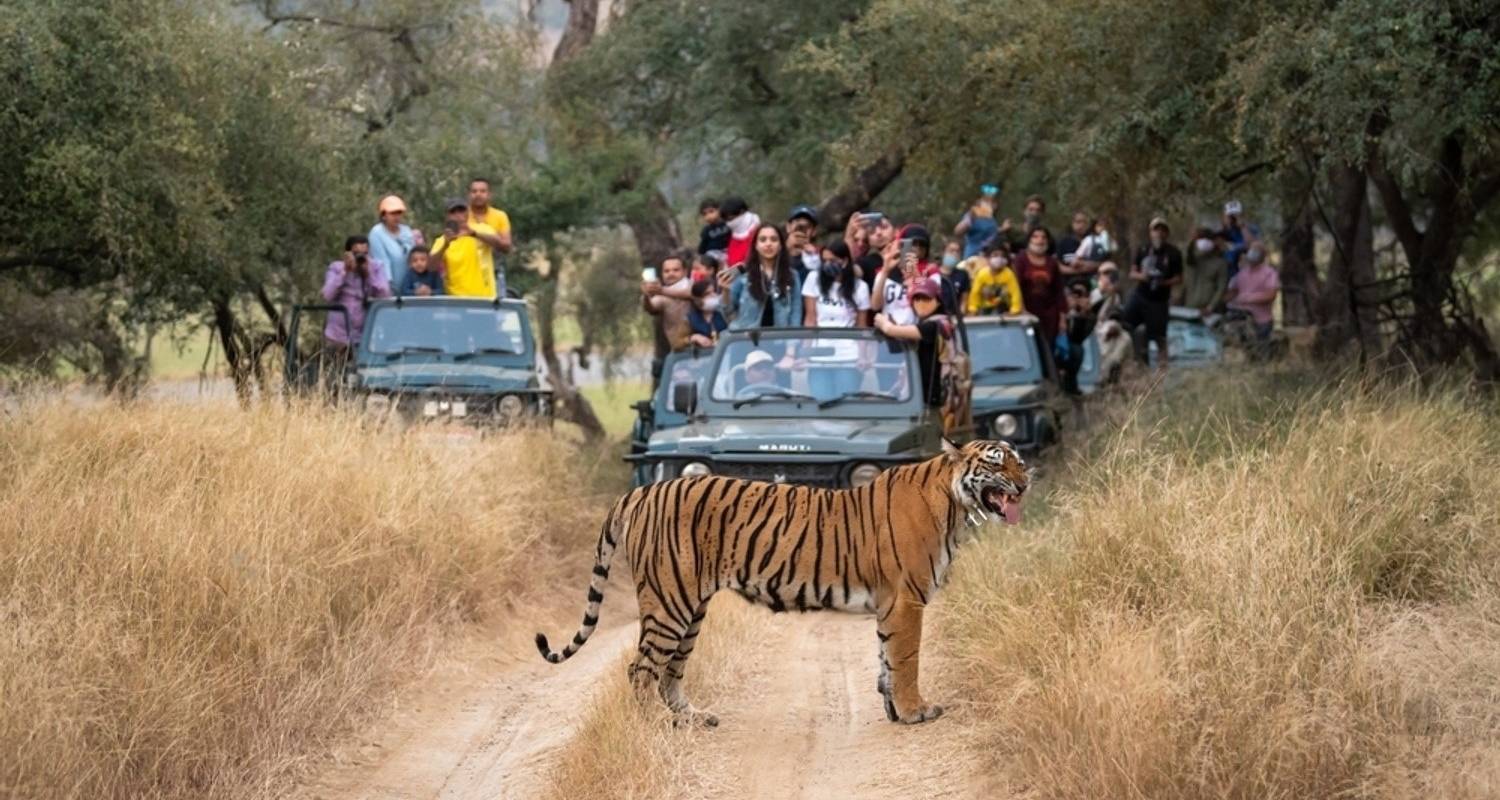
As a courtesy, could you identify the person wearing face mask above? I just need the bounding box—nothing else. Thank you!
[869,223,932,325]
[1120,217,1184,369]
[954,184,1001,259]
[687,279,728,348]
[723,223,800,329]
[1015,226,1066,341]
[936,239,972,317]
[964,242,1023,316]
[1181,227,1229,312]
[1003,194,1050,254]
[802,241,871,328]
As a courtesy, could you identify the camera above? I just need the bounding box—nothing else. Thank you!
[355,253,368,267]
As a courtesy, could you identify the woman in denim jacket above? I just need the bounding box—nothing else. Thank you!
[723,223,800,329]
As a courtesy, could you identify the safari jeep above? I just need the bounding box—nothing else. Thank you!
[627,327,965,489]
[628,347,716,487]
[285,296,552,426]
[963,314,1063,452]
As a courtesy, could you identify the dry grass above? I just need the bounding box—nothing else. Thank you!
[0,400,615,799]
[539,594,772,800]
[939,370,1500,799]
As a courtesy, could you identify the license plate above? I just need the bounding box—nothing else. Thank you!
[451,401,468,417]
[423,401,439,417]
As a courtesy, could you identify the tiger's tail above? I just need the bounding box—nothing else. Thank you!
[535,497,626,664]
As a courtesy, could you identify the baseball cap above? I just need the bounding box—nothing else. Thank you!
[377,195,407,215]
[744,350,775,369]
[980,183,999,196]
[787,204,818,225]
[445,197,469,212]
[1224,199,1243,217]
[1149,216,1170,232]
[900,224,931,244]
[910,277,942,300]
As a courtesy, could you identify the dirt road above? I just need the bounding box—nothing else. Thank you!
[297,601,989,800]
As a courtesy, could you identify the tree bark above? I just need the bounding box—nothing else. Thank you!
[1315,163,1379,358]
[534,254,607,439]
[629,188,684,269]
[1276,173,1320,328]
[814,149,907,234]
[211,296,253,407]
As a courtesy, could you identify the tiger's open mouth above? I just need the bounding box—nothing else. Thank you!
[981,487,1024,525]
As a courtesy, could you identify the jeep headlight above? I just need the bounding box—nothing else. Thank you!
[365,394,391,414]
[850,462,882,487]
[994,413,1019,437]
[495,394,525,420]
[679,461,712,478]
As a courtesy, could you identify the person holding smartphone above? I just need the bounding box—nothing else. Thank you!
[431,198,497,298]
[321,234,391,354]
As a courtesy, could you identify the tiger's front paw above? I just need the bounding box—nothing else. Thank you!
[896,703,943,724]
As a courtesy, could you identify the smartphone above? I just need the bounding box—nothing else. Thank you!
[898,237,914,263]
[444,220,460,235]
[642,267,659,283]
[862,212,884,231]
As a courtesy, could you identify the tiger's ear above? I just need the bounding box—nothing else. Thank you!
[941,437,962,461]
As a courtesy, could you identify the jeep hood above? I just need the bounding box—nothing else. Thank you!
[647,417,932,458]
[357,361,540,392]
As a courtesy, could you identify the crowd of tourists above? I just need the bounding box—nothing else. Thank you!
[320,179,512,352]
[643,189,1281,404]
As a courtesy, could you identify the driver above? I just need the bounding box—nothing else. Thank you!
[736,349,780,398]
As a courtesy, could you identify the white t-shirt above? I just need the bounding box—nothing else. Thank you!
[802,273,871,328]
[881,278,916,326]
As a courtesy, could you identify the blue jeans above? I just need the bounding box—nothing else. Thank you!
[809,366,861,401]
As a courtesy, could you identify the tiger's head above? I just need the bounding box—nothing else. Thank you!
[943,438,1030,525]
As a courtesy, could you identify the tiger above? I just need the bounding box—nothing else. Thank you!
[535,438,1029,726]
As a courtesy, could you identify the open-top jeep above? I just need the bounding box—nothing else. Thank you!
[963,314,1065,451]
[628,327,967,489]
[284,296,551,426]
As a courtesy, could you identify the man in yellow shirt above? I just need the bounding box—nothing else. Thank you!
[432,198,497,297]
[964,242,1023,316]
[467,177,513,254]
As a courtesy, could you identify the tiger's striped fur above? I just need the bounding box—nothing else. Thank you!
[535,439,1029,726]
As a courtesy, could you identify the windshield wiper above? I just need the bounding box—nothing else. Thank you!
[732,389,818,409]
[453,346,520,361]
[818,390,901,409]
[383,346,444,360]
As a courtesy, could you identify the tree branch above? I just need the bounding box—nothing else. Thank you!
[0,253,87,277]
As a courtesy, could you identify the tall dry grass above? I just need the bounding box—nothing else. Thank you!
[0,401,615,799]
[940,370,1500,798]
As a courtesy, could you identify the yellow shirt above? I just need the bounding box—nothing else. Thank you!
[963,257,1023,316]
[433,223,497,298]
[469,207,512,237]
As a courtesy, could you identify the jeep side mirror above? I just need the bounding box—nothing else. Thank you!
[671,382,698,415]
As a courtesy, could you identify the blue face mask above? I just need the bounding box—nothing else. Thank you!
[941,254,960,268]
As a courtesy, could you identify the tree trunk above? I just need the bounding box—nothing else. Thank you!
[211,296,253,407]
[1277,174,1320,328]
[814,149,907,234]
[535,249,607,439]
[1315,163,1379,358]
[629,188,684,268]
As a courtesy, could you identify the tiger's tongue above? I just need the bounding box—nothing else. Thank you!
[1001,497,1022,525]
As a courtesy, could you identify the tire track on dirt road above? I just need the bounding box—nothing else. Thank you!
[296,620,636,800]
[693,609,986,800]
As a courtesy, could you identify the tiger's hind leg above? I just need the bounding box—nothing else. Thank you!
[660,602,718,728]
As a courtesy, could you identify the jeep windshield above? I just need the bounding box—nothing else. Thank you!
[708,333,912,407]
[968,324,1044,384]
[365,303,530,361]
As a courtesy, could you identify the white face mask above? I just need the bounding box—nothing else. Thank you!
[1029,241,1048,255]
[988,256,1007,269]
[702,296,721,313]
[802,252,822,271]
[1195,238,1214,254]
